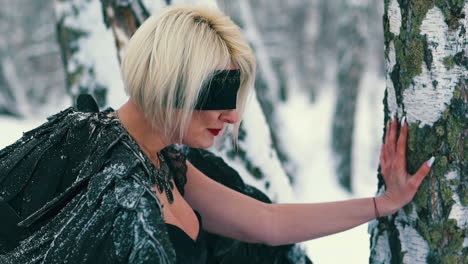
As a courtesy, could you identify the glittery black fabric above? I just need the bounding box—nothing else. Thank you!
[0,105,191,263]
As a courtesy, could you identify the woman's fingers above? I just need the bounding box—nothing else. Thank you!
[385,119,391,146]
[381,117,434,206]
[396,117,407,163]
[386,118,398,153]
[409,157,434,189]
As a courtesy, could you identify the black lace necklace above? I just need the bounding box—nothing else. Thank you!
[114,110,175,203]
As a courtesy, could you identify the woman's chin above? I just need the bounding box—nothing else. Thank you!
[183,138,214,149]
[198,140,214,149]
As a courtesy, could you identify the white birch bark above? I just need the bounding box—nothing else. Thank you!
[369,2,467,263]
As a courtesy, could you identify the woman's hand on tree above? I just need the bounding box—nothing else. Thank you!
[378,117,434,216]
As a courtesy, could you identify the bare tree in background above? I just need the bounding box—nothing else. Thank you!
[330,0,366,192]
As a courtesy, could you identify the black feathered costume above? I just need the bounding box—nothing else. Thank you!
[0,101,185,263]
[0,95,313,264]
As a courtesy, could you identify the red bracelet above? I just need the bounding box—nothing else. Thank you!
[373,197,380,218]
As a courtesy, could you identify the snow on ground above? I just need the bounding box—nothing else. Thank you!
[1,115,49,149]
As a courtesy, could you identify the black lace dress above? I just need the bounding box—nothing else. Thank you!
[166,210,207,263]
[0,103,207,263]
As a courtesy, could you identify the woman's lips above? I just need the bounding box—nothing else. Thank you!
[208,129,221,136]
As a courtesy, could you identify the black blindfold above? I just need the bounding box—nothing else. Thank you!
[194,69,240,110]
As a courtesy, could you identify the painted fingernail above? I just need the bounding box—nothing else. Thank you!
[427,156,435,167]
[401,116,406,126]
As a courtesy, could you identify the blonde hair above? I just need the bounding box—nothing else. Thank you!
[121,5,256,145]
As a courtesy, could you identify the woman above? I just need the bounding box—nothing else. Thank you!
[0,5,434,264]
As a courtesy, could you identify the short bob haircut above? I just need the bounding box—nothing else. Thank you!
[121,5,256,145]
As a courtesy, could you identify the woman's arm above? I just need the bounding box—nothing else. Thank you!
[184,160,271,244]
[184,118,433,246]
[265,196,394,246]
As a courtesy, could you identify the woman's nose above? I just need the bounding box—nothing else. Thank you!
[220,109,238,124]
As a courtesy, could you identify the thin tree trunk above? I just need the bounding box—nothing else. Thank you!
[369,1,467,263]
[331,0,366,192]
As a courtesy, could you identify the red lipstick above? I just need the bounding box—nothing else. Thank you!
[208,129,221,136]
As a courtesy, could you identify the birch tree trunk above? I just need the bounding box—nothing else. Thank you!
[369,1,467,263]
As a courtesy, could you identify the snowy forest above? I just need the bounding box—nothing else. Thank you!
[0,0,466,263]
